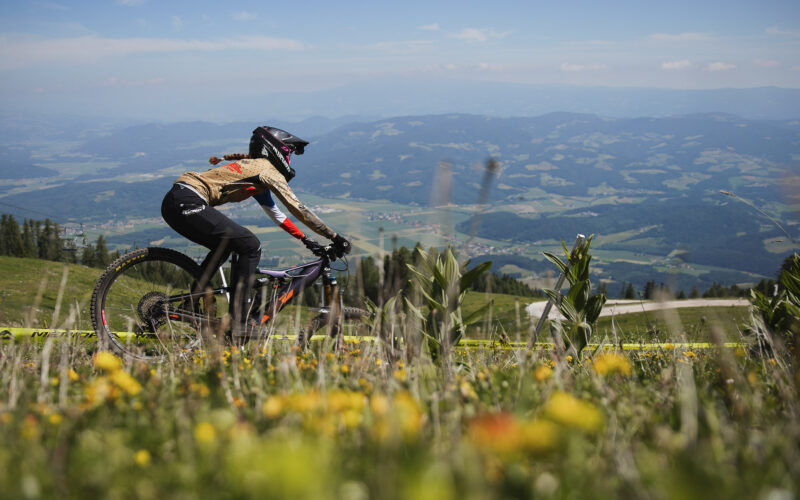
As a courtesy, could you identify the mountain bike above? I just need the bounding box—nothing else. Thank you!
[90,243,369,361]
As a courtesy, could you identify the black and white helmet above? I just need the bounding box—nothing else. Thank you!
[249,126,309,182]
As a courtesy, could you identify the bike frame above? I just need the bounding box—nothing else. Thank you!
[164,249,342,330]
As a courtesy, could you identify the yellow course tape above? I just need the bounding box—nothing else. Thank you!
[1,327,747,350]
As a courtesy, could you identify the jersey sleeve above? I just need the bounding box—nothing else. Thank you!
[263,179,337,240]
[253,190,306,239]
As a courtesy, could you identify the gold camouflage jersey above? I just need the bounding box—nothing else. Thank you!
[174,158,337,240]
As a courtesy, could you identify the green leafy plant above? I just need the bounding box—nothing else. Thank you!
[406,247,492,362]
[542,235,606,357]
[749,253,800,351]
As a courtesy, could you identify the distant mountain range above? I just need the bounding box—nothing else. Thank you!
[298,112,798,205]
[0,111,797,288]
[261,83,800,122]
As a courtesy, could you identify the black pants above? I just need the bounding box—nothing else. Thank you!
[161,184,261,325]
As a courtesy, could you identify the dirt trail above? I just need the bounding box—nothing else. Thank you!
[526,298,750,320]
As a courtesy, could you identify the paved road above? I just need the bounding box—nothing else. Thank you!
[526,298,750,320]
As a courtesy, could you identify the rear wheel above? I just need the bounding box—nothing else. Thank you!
[90,247,221,361]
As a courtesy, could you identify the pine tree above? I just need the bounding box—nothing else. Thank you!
[95,235,111,268]
[0,215,7,255]
[643,280,655,300]
[81,241,96,267]
[22,220,36,258]
[1,214,24,257]
[624,283,636,300]
[38,219,55,260]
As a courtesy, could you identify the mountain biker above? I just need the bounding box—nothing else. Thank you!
[160,126,351,337]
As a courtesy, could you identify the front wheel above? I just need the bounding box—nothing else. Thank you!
[90,247,221,361]
[298,306,371,347]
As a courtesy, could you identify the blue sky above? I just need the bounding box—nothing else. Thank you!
[1,0,798,121]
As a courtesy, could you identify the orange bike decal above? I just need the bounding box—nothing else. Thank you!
[261,290,294,324]
[279,289,294,304]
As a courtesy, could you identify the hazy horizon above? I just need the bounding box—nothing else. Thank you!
[1,1,799,122]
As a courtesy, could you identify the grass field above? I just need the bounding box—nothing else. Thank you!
[0,329,797,499]
[0,256,799,498]
[0,256,750,345]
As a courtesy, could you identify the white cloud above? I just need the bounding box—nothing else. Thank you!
[232,11,257,21]
[450,28,508,43]
[560,63,609,72]
[650,32,710,42]
[707,62,736,71]
[753,59,780,68]
[420,23,440,31]
[0,34,307,69]
[766,26,800,36]
[116,0,145,6]
[171,16,183,31]
[661,59,691,70]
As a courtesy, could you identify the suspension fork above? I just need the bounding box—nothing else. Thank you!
[322,266,343,334]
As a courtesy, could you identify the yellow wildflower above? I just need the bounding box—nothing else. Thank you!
[393,369,408,382]
[20,415,40,441]
[68,369,79,381]
[110,370,142,396]
[370,394,389,417]
[194,422,217,443]
[291,392,321,413]
[393,391,423,440]
[522,419,560,454]
[341,409,363,429]
[534,365,553,381]
[48,414,63,426]
[85,377,114,406]
[189,383,210,398]
[93,351,122,372]
[262,396,284,418]
[592,352,632,377]
[544,391,604,434]
[328,390,365,413]
[135,449,151,467]
[459,380,478,399]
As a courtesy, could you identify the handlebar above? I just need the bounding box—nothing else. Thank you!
[310,242,349,261]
